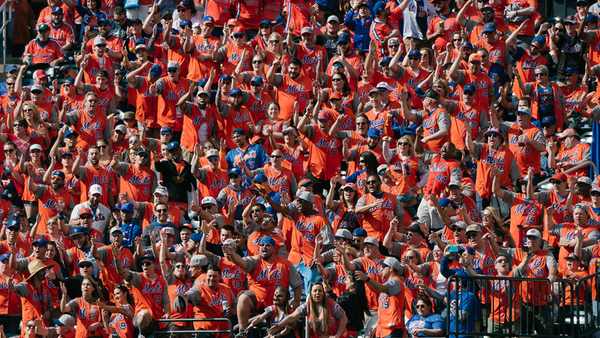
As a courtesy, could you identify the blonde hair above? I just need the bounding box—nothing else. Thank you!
[406,246,424,264]
[309,283,328,335]
[268,32,284,55]
[398,135,415,157]
[21,101,43,127]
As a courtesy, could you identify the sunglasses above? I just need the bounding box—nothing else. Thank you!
[555,28,565,32]
[482,213,491,217]
[177,8,186,12]
[269,40,280,43]
[271,155,282,158]
[398,142,409,146]
[332,78,343,82]
[533,73,547,77]
[406,256,415,259]
[453,228,465,232]
[80,264,93,268]
[252,60,263,64]
[156,209,168,213]
[80,215,93,220]
[415,304,426,309]
[496,259,508,263]
[175,265,185,268]
[202,205,213,210]
[464,91,474,96]
[408,56,419,61]
[366,180,378,185]
[138,154,149,158]
[112,233,123,237]
[356,122,367,125]
[251,209,262,213]
[223,81,231,85]
[6,82,14,86]
[466,233,478,239]
[98,145,107,149]
[167,69,177,73]
[141,261,154,266]
[13,124,23,127]
[3,149,14,153]
[23,108,34,112]
[481,10,493,14]
[30,150,41,153]
[129,139,139,144]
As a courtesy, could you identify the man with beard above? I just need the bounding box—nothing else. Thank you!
[149,61,190,140]
[266,57,313,121]
[466,126,519,209]
[369,1,400,59]
[127,63,162,136]
[457,1,508,45]
[426,0,460,53]
[84,18,123,60]
[188,16,220,83]
[47,7,74,51]
[490,106,546,180]
[29,169,75,233]
[416,142,462,230]
[355,174,405,242]
[64,226,98,274]
[225,128,269,174]
[73,145,113,207]
[449,46,494,110]
[401,89,450,153]
[154,142,196,206]
[143,202,181,249]
[178,84,218,154]
[93,227,134,288]
[69,185,111,236]
[221,236,302,335]
[60,92,112,151]
[192,148,228,199]
[216,84,254,151]
[114,248,170,337]
[23,23,66,67]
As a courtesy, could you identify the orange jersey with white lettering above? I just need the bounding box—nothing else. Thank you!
[23,38,65,64]
[157,77,189,131]
[49,22,75,48]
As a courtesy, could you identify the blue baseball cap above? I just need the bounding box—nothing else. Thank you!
[484,128,503,140]
[353,228,368,237]
[5,64,17,73]
[408,50,421,58]
[566,66,580,74]
[338,32,351,43]
[51,6,63,14]
[482,22,496,33]
[33,238,48,248]
[161,126,172,133]
[65,77,75,85]
[140,254,156,263]
[6,220,19,229]
[98,17,109,26]
[531,36,546,48]
[259,236,277,246]
[70,226,89,236]
[259,19,272,27]
[367,128,381,139]
[0,253,10,261]
[64,129,78,138]
[439,198,459,209]
[373,1,386,16]
[198,77,208,87]
[167,141,180,151]
[232,128,246,137]
[250,75,263,85]
[150,64,162,77]
[230,88,243,96]
[379,57,392,65]
[180,19,192,27]
[229,167,243,177]
[221,74,232,81]
[13,211,27,219]
[253,173,268,182]
[460,41,473,49]
[587,14,598,23]
[541,116,556,125]
[120,202,134,213]
[402,124,418,135]
[51,170,65,180]
[202,16,215,25]
[111,202,121,211]
[463,84,476,94]
[190,233,203,243]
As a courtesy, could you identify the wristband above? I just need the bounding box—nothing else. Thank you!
[366,276,371,282]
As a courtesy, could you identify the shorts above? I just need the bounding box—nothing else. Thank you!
[23,200,37,207]
[238,290,265,311]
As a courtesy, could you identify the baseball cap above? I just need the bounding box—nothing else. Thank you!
[129,19,143,26]
[5,64,17,73]
[298,178,312,187]
[54,314,76,327]
[78,207,93,216]
[406,224,425,238]
[484,128,503,140]
[368,128,381,139]
[70,226,89,236]
[408,50,421,58]
[566,252,581,260]
[531,36,546,48]
[94,36,107,46]
[550,172,568,182]
[77,257,94,267]
[327,15,339,23]
[424,89,440,101]
[566,66,580,74]
[190,233,203,243]
[463,84,476,94]
[338,33,351,43]
[123,111,136,120]
[258,19,272,27]
[439,198,458,208]
[578,177,592,186]
[379,57,392,65]
[206,149,219,158]
[200,196,217,205]
[363,236,378,246]
[253,173,268,183]
[51,6,63,14]
[229,167,243,177]
[250,75,263,86]
[167,61,180,70]
[373,1,386,15]
[230,88,243,96]
[342,183,357,191]
[154,186,169,196]
[110,227,123,235]
[114,125,127,134]
[190,254,208,267]
[37,23,50,31]
[139,254,156,263]
[541,116,556,126]
[61,149,74,158]
[333,229,352,240]
[558,128,580,139]
[301,27,314,35]
[448,180,463,189]
[227,18,241,26]
[517,107,532,116]
[167,141,180,151]
[180,19,192,27]
[31,84,44,93]
[461,41,473,49]
[330,92,343,100]
[465,225,482,233]
[587,13,598,23]
[6,220,19,229]
[34,69,48,79]
[297,191,315,203]
[32,238,48,248]
[376,82,393,91]
[387,37,400,46]
[565,15,577,24]
[0,253,9,262]
[381,257,401,271]
[150,65,162,77]
[51,170,65,180]
[203,16,215,25]
[317,111,331,121]
[232,27,246,36]
[468,54,482,63]
[176,1,191,10]
[161,126,173,133]
[526,229,542,238]
[482,22,496,33]
[161,11,173,19]
[223,238,237,249]
[232,128,246,137]
[30,144,43,152]
[136,148,150,157]
[120,202,134,213]
[377,164,389,175]
[353,228,367,237]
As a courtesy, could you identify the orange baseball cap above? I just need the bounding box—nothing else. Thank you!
[468,54,482,63]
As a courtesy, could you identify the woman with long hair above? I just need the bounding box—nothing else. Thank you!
[326,178,360,233]
[384,135,428,205]
[246,286,297,338]
[341,151,379,196]
[320,72,359,113]
[233,51,269,92]
[75,0,108,36]
[269,126,308,181]
[15,101,51,149]
[419,47,436,73]
[265,32,290,71]
[18,142,47,218]
[30,216,74,250]
[269,282,348,338]
[261,102,288,154]
[401,247,432,318]
[60,276,106,338]
[250,21,275,51]
[97,284,134,338]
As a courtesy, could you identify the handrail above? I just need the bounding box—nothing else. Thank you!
[156,317,234,335]
[536,161,598,186]
[0,0,12,64]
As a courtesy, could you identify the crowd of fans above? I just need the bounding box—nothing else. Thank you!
[2,0,600,337]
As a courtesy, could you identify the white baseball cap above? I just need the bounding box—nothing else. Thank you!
[89,184,103,196]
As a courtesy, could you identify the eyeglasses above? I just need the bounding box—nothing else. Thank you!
[13,124,23,127]
[26,324,35,329]
[177,8,186,12]
[30,150,41,153]
[80,215,93,220]
[466,233,478,239]
[496,259,508,263]
[223,81,231,85]
[87,99,98,103]
[271,155,282,158]
[332,78,342,82]
[175,265,185,268]
[251,209,262,213]
[533,73,547,77]
[453,228,464,232]
[141,261,154,266]
[481,10,493,14]
[98,145,107,149]
[269,40,280,43]
[408,56,419,61]
[482,213,491,217]
[406,256,415,259]
[366,180,378,185]
[252,60,263,64]
[356,122,367,125]
[138,154,149,158]
[398,142,409,146]
[115,73,124,77]
[3,149,14,153]
[452,39,461,42]
[555,28,565,32]
[415,304,426,309]
[80,264,93,268]
[156,209,168,213]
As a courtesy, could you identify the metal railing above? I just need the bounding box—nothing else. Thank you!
[537,160,598,187]
[0,0,11,64]
[575,272,600,338]
[445,274,577,337]
[155,317,234,336]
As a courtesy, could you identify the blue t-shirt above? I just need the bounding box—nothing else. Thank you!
[448,290,481,338]
[537,85,555,119]
[406,313,445,337]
